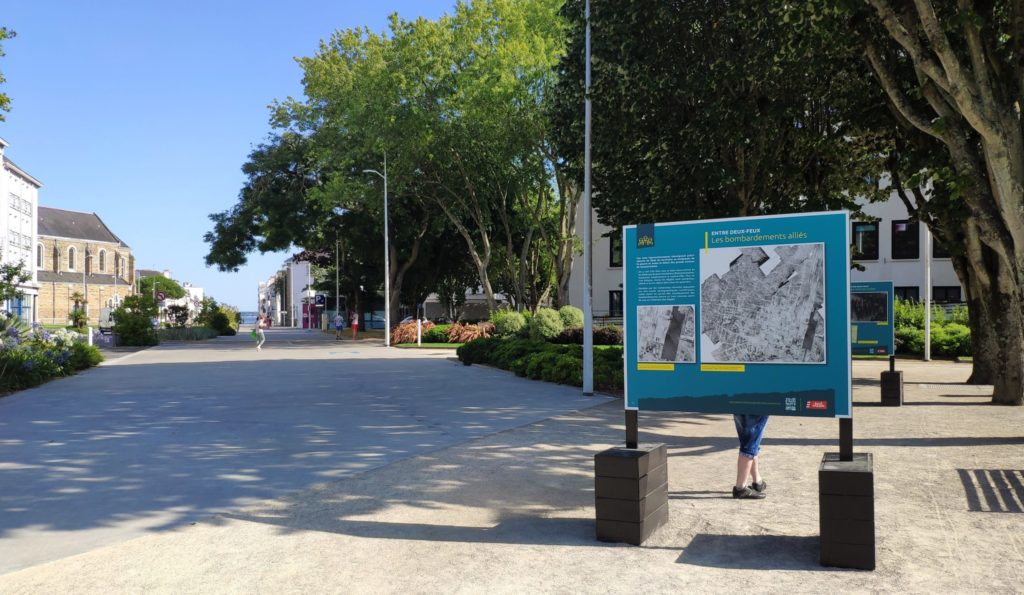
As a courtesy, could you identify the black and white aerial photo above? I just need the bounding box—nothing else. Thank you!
[637,305,696,363]
[851,292,888,323]
[700,243,826,364]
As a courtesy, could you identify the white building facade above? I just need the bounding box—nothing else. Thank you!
[568,191,963,319]
[0,138,40,321]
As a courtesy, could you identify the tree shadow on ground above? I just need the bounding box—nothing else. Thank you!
[677,534,820,570]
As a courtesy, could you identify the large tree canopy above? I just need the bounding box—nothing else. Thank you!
[780,1,1024,404]
[549,0,889,231]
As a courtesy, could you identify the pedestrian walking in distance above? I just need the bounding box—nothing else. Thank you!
[350,311,359,340]
[334,312,345,340]
[255,315,267,351]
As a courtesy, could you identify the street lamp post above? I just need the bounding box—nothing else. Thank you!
[363,154,390,347]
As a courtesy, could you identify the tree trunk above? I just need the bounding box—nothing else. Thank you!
[986,287,1024,405]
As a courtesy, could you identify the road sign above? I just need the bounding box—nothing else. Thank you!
[315,294,325,306]
[156,291,166,302]
[623,210,851,418]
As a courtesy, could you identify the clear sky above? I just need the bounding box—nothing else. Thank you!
[1,0,451,311]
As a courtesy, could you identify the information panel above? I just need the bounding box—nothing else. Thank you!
[850,281,894,356]
[624,211,851,418]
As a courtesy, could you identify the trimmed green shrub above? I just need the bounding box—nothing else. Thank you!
[558,306,584,329]
[551,325,624,345]
[68,342,104,370]
[457,337,623,390]
[423,324,452,343]
[895,326,924,355]
[529,308,564,341]
[210,311,235,336]
[933,323,971,357]
[157,327,219,341]
[491,310,527,337]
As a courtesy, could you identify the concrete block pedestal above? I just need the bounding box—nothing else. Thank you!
[881,370,903,406]
[594,443,668,545]
[819,452,875,570]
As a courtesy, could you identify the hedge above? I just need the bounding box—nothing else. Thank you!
[457,337,623,390]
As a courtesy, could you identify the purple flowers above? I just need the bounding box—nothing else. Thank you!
[7,327,19,338]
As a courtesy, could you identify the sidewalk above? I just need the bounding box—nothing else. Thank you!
[1,359,1021,593]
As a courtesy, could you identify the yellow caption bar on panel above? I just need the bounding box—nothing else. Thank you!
[700,364,746,372]
[638,363,676,371]
[876,322,888,326]
[857,340,879,345]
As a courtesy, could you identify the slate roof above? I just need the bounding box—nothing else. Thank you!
[38,206,130,247]
[135,269,163,278]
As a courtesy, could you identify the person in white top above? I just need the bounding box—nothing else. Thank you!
[334,312,345,340]
[255,315,267,351]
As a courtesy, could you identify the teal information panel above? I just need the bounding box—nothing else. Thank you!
[624,211,852,418]
[851,281,894,356]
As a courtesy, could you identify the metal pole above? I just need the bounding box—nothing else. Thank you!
[335,233,340,316]
[384,153,390,347]
[582,0,594,395]
[924,223,932,361]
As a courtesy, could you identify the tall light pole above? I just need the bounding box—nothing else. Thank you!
[582,0,594,395]
[364,154,390,347]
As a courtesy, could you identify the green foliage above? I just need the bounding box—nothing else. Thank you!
[558,305,583,329]
[549,0,887,232]
[423,324,451,343]
[0,251,30,304]
[138,275,187,300]
[895,323,971,357]
[113,295,158,346]
[529,308,564,341]
[551,325,623,345]
[68,342,103,370]
[157,327,219,341]
[457,337,623,390]
[0,324,101,392]
[209,311,235,336]
[491,310,527,337]
[0,27,13,121]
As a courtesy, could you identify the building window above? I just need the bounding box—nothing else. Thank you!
[933,286,962,304]
[609,290,623,317]
[610,234,623,268]
[99,250,106,273]
[895,286,920,301]
[852,222,879,260]
[932,236,951,259]
[68,247,77,271]
[891,220,920,260]
[36,244,43,268]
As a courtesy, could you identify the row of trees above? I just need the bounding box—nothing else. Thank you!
[204,0,580,323]
[546,0,1023,405]
[205,1,1024,405]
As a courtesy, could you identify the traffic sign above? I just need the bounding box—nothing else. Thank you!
[156,291,167,302]
[315,294,325,306]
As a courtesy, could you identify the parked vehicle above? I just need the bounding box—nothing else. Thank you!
[98,307,115,334]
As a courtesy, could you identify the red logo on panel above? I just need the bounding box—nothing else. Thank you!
[806,400,828,410]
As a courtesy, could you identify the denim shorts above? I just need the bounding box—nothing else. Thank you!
[734,414,769,459]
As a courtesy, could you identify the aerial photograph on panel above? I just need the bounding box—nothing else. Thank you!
[700,244,826,364]
[851,291,888,322]
[637,305,696,363]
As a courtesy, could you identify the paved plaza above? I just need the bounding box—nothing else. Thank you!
[1,331,1022,593]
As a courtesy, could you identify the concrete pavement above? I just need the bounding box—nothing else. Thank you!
[2,335,1023,593]
[0,328,610,574]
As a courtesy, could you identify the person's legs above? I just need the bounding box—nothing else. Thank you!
[751,456,762,485]
[735,454,754,490]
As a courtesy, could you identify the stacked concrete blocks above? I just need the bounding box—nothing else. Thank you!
[594,443,669,545]
[819,452,875,570]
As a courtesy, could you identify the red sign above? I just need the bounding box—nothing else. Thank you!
[806,400,828,410]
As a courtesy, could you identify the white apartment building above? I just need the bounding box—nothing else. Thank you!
[0,138,40,321]
[568,191,963,319]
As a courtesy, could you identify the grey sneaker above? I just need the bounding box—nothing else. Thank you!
[732,485,766,499]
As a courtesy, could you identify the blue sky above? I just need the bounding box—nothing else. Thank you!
[1,0,451,310]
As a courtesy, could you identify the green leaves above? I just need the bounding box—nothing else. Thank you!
[0,27,15,121]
